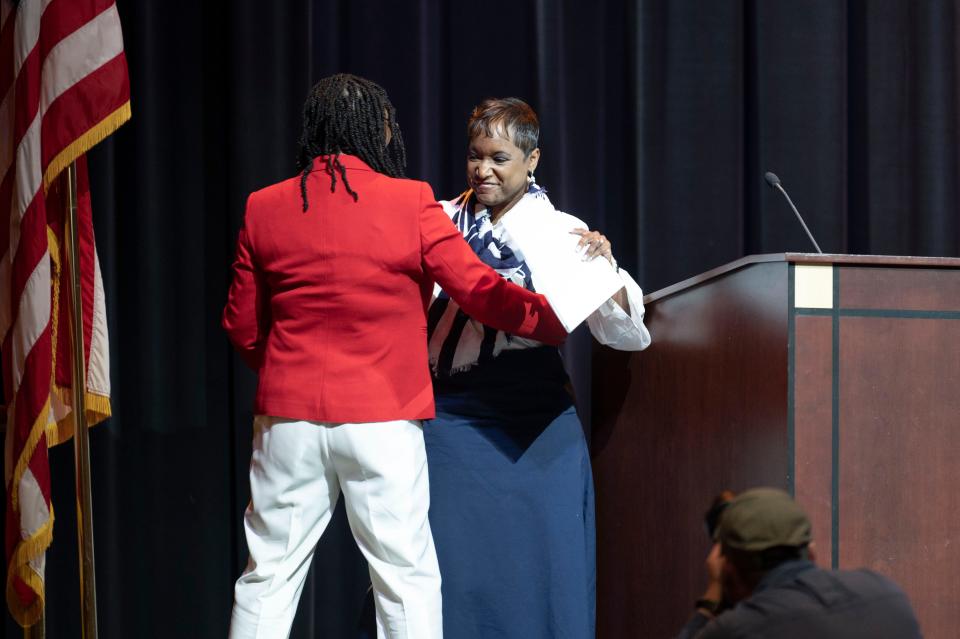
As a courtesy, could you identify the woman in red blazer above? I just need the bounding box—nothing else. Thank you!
[223,75,566,639]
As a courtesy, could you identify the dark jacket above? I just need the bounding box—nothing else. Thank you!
[678,560,922,639]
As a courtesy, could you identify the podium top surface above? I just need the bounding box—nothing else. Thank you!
[645,253,960,304]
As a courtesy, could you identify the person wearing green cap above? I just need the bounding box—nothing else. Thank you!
[677,487,923,639]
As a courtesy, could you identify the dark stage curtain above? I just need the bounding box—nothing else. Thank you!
[4,1,957,637]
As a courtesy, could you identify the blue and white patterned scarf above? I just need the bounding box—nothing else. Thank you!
[428,183,553,377]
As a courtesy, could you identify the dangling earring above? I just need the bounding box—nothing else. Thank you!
[527,170,535,185]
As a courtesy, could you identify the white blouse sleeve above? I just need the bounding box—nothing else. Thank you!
[585,267,652,351]
[430,199,458,305]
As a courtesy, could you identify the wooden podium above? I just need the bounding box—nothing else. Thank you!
[592,253,960,639]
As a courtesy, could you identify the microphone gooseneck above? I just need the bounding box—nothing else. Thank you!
[763,171,823,254]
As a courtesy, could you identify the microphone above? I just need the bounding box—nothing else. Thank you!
[763,172,823,254]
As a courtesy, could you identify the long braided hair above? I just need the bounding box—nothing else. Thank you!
[296,74,407,211]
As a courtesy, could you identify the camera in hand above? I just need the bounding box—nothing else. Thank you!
[704,490,736,540]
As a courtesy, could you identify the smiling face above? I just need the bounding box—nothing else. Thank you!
[466,128,540,222]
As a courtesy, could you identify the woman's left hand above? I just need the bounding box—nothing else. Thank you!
[570,228,615,267]
[570,227,628,313]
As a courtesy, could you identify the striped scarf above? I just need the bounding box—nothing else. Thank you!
[428,183,552,377]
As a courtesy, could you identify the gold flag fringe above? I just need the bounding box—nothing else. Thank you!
[42,101,132,193]
[5,504,54,628]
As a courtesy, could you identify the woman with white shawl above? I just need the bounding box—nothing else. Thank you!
[418,97,650,639]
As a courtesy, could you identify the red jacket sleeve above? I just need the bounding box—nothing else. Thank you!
[418,182,568,345]
[222,196,271,370]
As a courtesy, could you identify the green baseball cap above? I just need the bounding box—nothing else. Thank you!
[715,488,812,551]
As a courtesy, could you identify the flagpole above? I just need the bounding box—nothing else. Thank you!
[65,161,99,639]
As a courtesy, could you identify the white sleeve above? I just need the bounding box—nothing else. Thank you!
[585,267,652,351]
[431,200,458,304]
[439,199,459,219]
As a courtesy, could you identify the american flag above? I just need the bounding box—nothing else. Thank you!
[1,0,129,626]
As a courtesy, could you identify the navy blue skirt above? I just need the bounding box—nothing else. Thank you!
[425,347,596,639]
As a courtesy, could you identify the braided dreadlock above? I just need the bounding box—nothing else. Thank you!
[296,74,407,211]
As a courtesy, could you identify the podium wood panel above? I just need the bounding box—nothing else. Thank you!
[593,254,960,639]
[840,266,960,310]
[838,317,960,634]
[592,261,791,639]
[793,315,833,565]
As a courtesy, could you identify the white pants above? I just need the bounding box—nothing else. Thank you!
[229,416,442,639]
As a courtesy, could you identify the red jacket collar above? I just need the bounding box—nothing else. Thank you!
[316,153,373,172]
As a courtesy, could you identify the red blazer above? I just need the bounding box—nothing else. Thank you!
[223,154,567,423]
